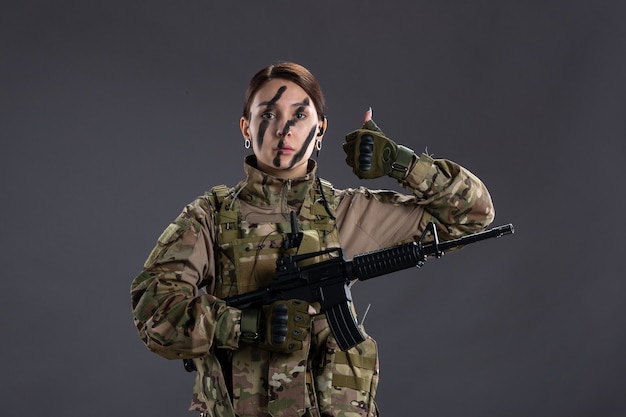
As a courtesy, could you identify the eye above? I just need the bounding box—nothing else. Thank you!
[295,112,307,120]
[262,112,276,119]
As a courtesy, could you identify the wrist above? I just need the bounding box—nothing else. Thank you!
[239,308,261,344]
[389,145,415,180]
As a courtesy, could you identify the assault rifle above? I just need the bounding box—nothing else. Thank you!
[228,218,513,351]
[183,218,513,371]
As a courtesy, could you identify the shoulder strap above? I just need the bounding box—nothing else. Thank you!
[205,184,229,210]
[309,177,336,231]
[206,184,240,245]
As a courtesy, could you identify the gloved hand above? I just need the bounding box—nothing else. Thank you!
[240,299,311,353]
[343,110,415,180]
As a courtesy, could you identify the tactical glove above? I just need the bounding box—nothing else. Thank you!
[343,119,415,180]
[240,299,311,353]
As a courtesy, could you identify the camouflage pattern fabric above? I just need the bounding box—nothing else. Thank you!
[131,154,494,417]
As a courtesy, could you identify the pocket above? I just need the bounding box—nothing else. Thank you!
[143,221,188,267]
[189,355,236,417]
[316,330,379,417]
[232,236,280,294]
[214,230,282,299]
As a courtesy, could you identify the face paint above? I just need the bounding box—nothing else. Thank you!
[257,119,269,150]
[256,86,287,149]
[272,152,282,167]
[272,99,312,167]
[288,125,317,168]
[280,99,309,137]
[281,119,296,137]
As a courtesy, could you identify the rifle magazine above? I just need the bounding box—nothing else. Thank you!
[326,302,365,351]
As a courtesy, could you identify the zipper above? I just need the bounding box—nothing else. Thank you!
[281,179,292,218]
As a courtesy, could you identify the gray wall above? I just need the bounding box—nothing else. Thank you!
[2,1,625,416]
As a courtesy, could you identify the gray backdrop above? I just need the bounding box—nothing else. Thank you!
[2,1,625,416]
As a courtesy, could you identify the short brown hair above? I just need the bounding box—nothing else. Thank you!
[242,62,327,121]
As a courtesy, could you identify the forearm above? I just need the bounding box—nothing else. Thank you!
[400,153,495,239]
[343,117,494,240]
[130,197,242,359]
[131,265,242,359]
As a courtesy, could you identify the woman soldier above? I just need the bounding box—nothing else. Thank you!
[131,62,495,417]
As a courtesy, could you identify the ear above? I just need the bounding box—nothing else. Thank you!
[240,116,250,139]
[317,117,328,138]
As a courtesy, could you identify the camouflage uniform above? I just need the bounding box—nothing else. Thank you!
[131,153,494,417]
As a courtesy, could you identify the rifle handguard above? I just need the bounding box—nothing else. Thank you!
[352,242,425,281]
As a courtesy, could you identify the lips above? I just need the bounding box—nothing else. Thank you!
[274,145,294,154]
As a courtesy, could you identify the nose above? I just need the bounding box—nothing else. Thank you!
[277,119,294,137]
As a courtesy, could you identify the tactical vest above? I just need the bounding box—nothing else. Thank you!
[192,178,379,417]
[207,177,341,299]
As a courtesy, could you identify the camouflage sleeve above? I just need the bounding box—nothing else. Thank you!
[130,197,242,360]
[334,153,494,257]
[400,152,495,240]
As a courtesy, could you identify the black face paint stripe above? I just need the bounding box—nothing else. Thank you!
[281,118,297,137]
[259,86,287,107]
[257,119,268,149]
[272,151,282,167]
[289,125,317,168]
[257,86,287,149]
[280,98,309,137]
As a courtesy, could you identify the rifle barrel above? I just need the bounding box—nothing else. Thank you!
[354,223,514,280]
[425,223,514,255]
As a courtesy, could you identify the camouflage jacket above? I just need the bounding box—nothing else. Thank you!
[131,154,494,417]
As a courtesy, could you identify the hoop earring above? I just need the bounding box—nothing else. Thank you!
[244,138,251,149]
[315,140,322,158]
